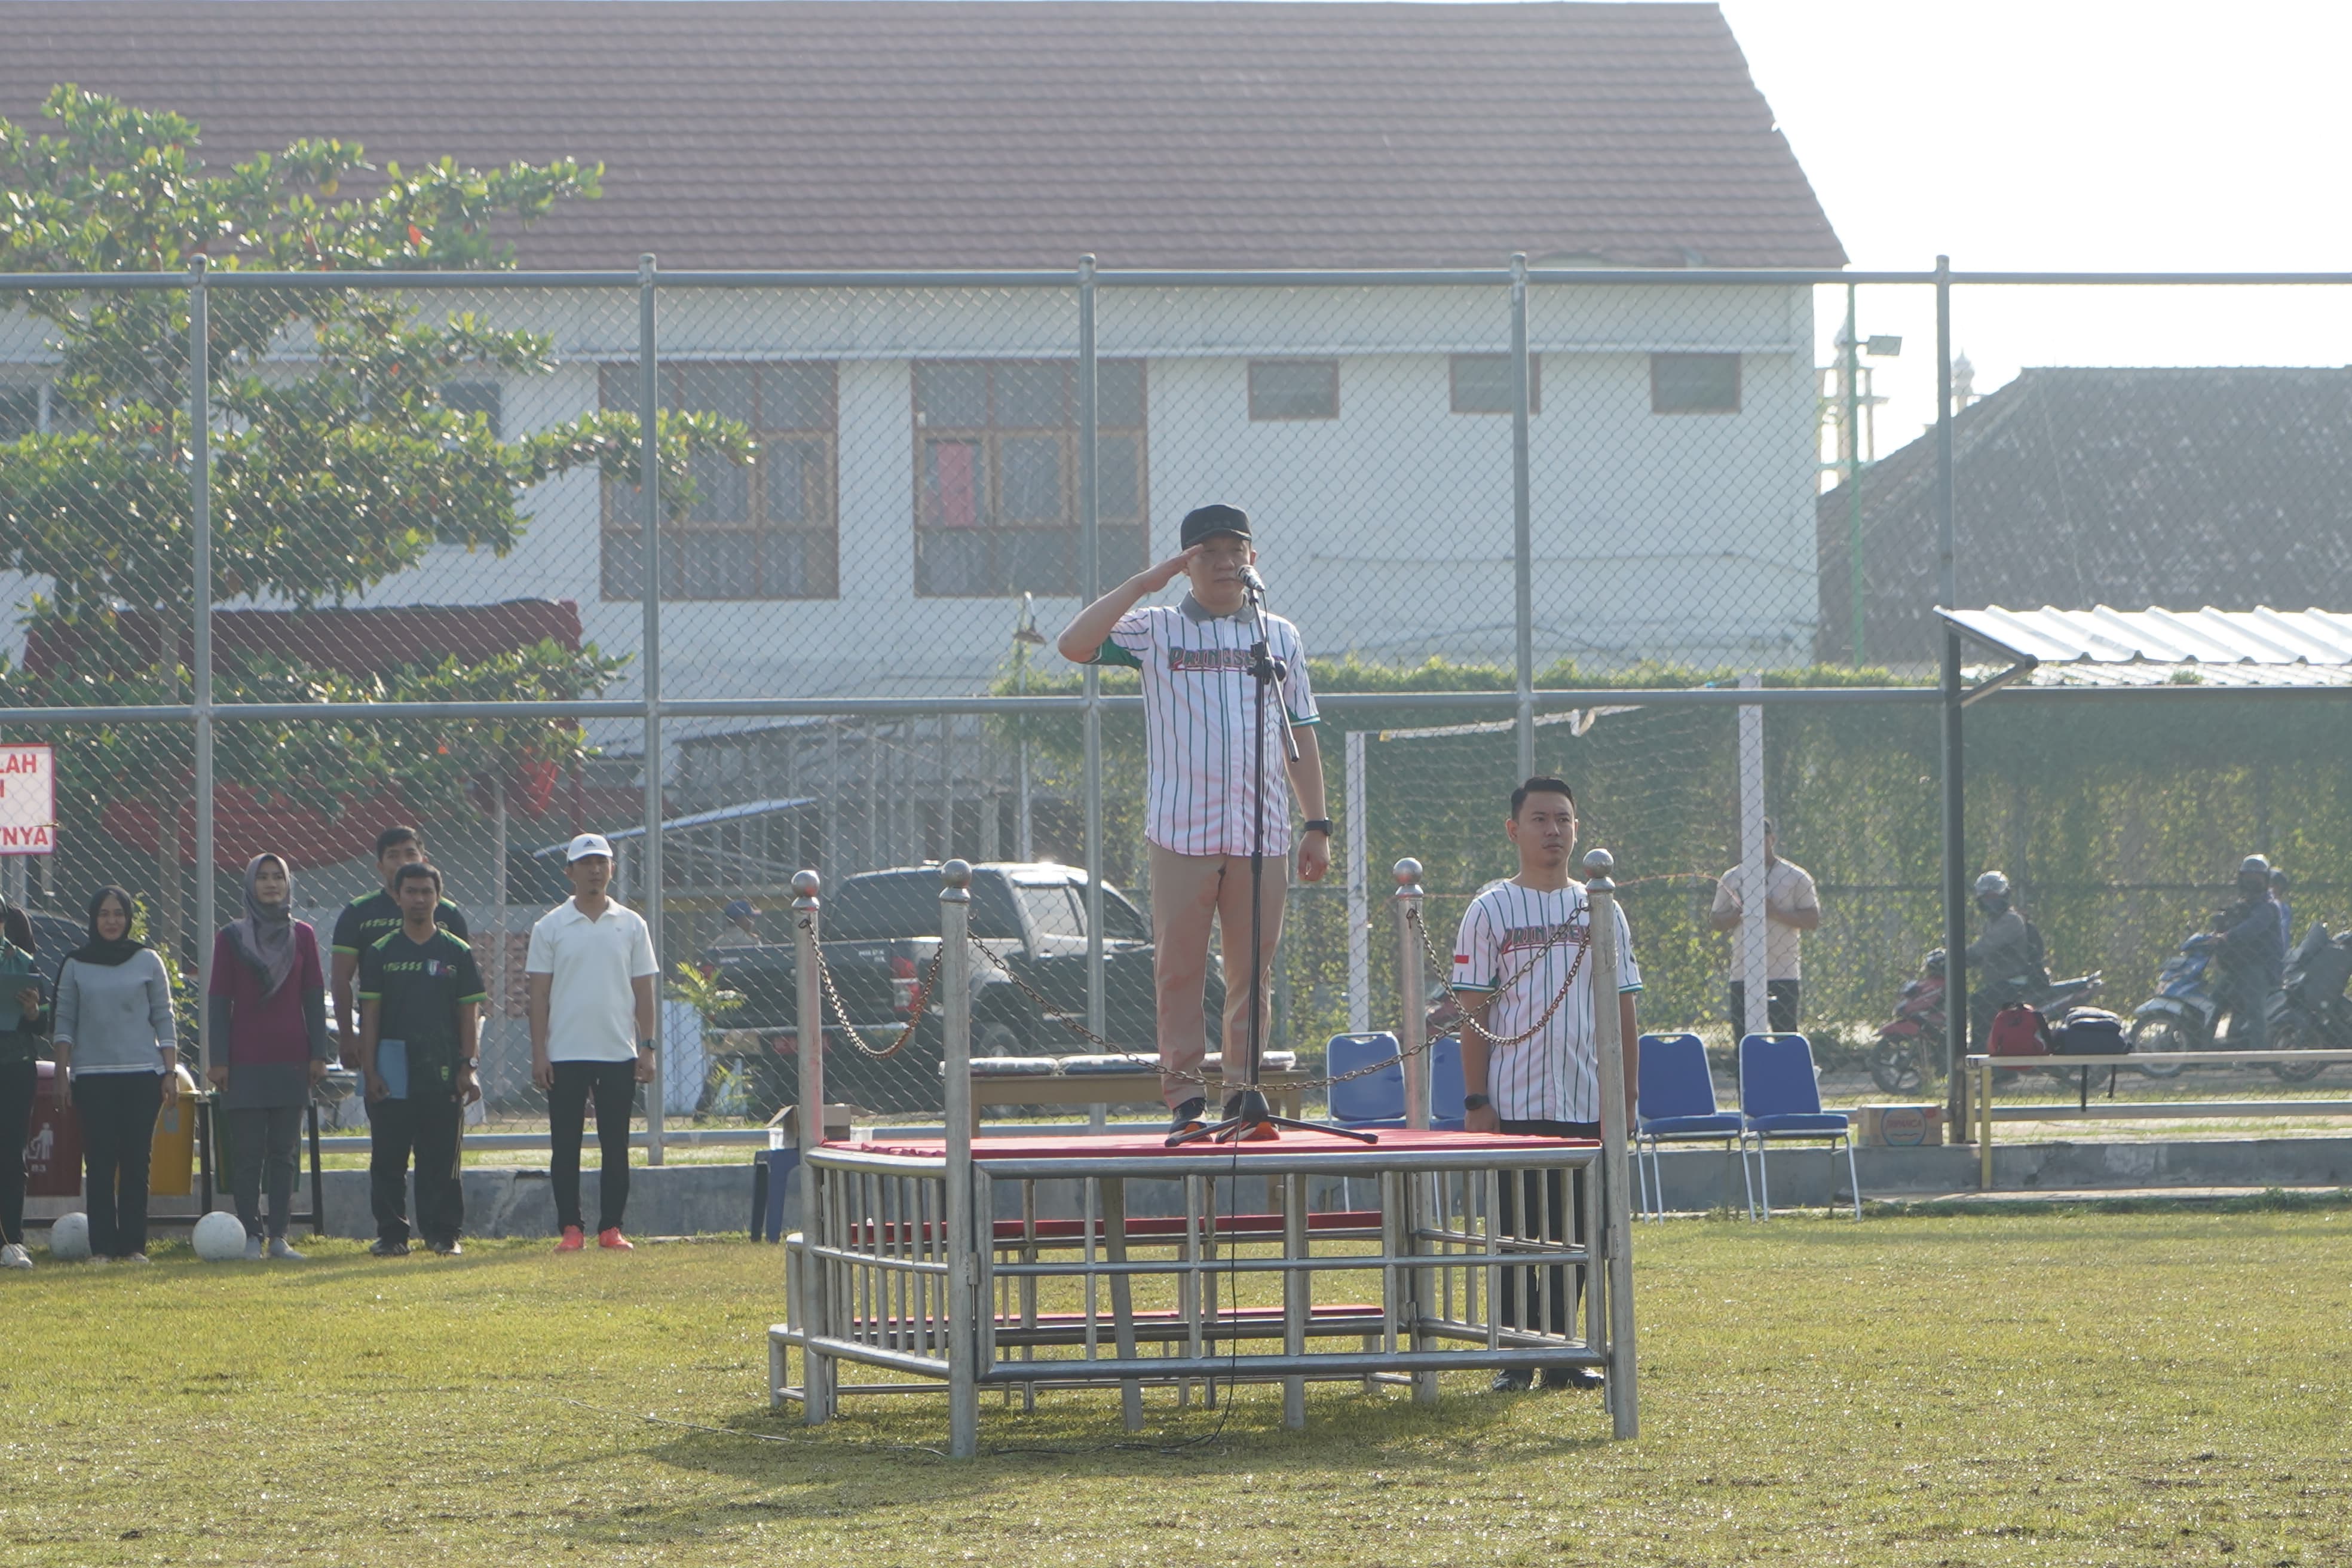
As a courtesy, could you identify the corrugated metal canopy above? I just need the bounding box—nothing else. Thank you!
[1940,606,2352,679]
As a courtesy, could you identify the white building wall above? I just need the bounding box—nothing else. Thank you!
[0,282,1820,701]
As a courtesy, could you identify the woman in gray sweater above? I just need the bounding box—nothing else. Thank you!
[53,886,179,1263]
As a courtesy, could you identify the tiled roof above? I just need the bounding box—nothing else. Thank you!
[25,599,584,678]
[0,1,1845,270]
[1817,369,2352,666]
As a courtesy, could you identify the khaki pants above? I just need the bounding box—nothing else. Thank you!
[1150,842,1286,1109]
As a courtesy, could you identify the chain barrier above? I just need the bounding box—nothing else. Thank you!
[964,917,1582,1092]
[797,914,945,1061]
[1407,903,1588,1051]
[788,900,1589,1087]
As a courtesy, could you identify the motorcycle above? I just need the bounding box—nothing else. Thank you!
[2128,930,2242,1079]
[2264,921,2352,1083]
[1867,948,1947,1095]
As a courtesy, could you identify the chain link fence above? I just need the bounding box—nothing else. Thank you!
[4,262,2349,1147]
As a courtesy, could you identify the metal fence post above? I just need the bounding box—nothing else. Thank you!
[188,256,214,1078]
[1394,858,1428,1131]
[639,253,666,1164]
[1935,256,1970,1138]
[1510,253,1535,779]
[940,859,978,1458]
[1584,847,1638,1440]
[1078,256,1106,1051]
[792,869,832,1423]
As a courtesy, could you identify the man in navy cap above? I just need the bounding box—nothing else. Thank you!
[1058,504,1333,1135]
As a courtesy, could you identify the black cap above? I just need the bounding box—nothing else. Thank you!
[1180,503,1252,551]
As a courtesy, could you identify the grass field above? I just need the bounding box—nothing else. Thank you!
[4,1204,2349,1567]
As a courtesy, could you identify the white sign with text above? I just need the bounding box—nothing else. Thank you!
[0,745,56,855]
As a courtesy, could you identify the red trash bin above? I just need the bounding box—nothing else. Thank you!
[25,1061,82,1198]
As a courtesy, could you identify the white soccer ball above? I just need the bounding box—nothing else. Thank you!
[48,1211,90,1262]
[192,1209,249,1263]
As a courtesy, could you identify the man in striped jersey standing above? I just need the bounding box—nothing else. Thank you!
[1057,504,1330,1135]
[1450,776,1641,1391]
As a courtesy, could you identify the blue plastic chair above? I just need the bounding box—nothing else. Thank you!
[1429,1036,1466,1131]
[1326,1033,1407,1128]
[1736,1033,1860,1220]
[1633,1033,1750,1221]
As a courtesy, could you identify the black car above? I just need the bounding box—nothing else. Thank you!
[709,862,1221,1113]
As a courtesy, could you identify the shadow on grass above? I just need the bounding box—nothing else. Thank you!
[552,1380,1612,1545]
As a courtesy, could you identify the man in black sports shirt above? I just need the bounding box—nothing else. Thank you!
[332,826,470,1063]
[357,862,485,1257]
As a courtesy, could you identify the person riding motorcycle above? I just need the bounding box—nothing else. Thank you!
[2210,854,2285,1054]
[1965,871,2044,1040]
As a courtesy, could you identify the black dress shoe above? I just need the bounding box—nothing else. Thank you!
[1168,1098,1207,1134]
[1541,1365,1605,1392]
[1490,1368,1534,1393]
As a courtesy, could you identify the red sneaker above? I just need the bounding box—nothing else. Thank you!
[597,1227,634,1251]
[555,1226,584,1252]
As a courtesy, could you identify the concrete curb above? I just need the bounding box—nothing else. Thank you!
[65,1135,2352,1239]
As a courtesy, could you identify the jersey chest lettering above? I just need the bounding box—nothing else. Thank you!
[1498,912,1590,955]
[1166,646,1253,675]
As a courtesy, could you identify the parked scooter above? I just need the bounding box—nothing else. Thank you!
[2129,930,2232,1079]
[2264,922,2352,1083]
[1868,949,1947,1095]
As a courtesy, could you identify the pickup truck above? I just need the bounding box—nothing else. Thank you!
[708,861,1222,1113]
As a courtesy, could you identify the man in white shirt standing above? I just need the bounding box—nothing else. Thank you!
[527,834,660,1252]
[1451,777,1641,1394]
[1709,817,1820,1035]
[1056,504,1331,1137]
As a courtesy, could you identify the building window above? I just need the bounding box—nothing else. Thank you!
[1650,353,1741,414]
[1449,354,1542,415]
[442,379,503,438]
[1248,360,1339,421]
[0,384,39,439]
[602,362,838,601]
[912,359,1147,598]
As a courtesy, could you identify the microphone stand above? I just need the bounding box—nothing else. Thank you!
[1171,572,1377,1148]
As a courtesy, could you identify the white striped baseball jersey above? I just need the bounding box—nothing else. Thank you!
[1097,595,1320,857]
[1450,879,1643,1124]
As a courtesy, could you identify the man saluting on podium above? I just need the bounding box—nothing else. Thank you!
[1058,504,1331,1135]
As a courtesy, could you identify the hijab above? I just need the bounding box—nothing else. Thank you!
[226,853,299,997]
[70,886,148,967]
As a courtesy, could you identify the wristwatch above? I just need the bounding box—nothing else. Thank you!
[1462,1093,1492,1112]
[1303,818,1334,837]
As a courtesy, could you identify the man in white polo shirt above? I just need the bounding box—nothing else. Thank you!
[527,833,660,1252]
[1057,503,1331,1135]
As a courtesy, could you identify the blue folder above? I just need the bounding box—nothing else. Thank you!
[376,1039,409,1100]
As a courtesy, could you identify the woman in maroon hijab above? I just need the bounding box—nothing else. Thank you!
[208,853,331,1259]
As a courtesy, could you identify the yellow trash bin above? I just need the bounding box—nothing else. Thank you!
[149,1065,201,1197]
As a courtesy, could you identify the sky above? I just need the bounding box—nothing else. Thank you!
[1714,0,2352,449]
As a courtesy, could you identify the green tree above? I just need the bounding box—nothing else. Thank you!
[0,86,748,955]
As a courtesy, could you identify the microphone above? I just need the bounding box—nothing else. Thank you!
[1241,565,1268,599]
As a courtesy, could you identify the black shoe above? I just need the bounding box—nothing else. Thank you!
[427,1238,463,1257]
[1542,1365,1604,1392]
[1168,1098,1206,1135]
[369,1238,410,1257]
[1490,1368,1534,1393]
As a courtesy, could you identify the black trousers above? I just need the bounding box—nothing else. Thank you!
[369,1094,464,1245]
[549,1059,638,1233]
[228,1104,303,1240]
[0,1061,33,1246]
[73,1071,163,1258]
[1728,979,1802,1035]
[1496,1118,1597,1338]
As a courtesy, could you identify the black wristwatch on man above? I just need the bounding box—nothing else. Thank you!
[1462,1093,1492,1113]
[1303,818,1334,838]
